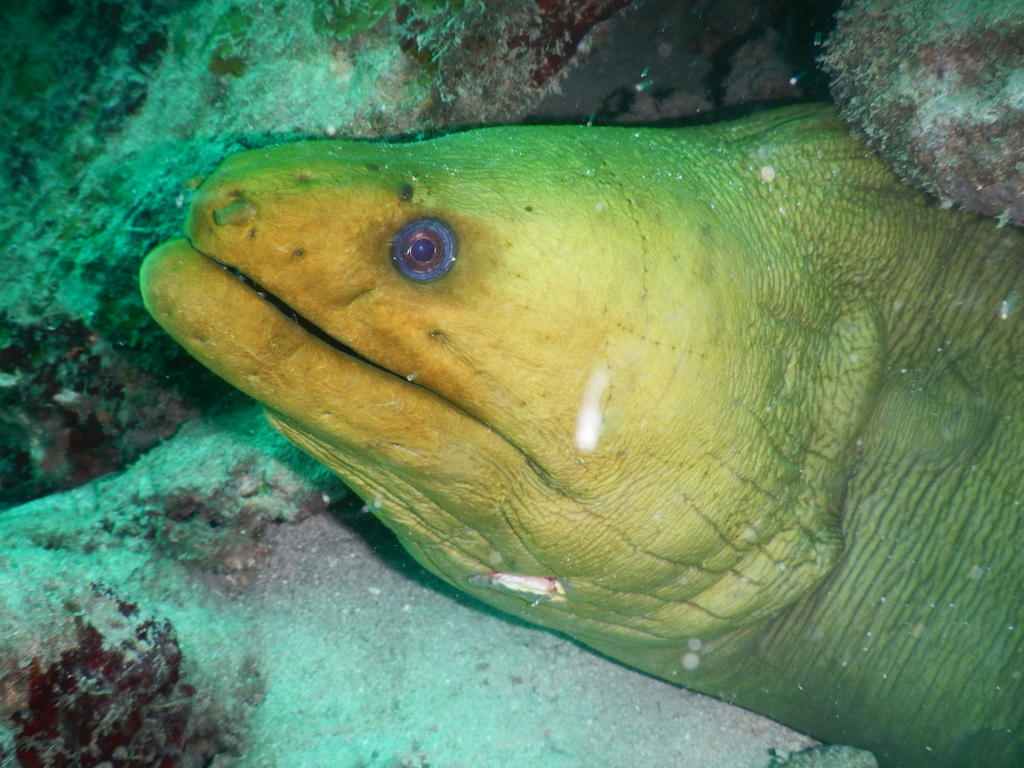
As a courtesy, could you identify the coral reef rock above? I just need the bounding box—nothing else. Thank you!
[825,0,1024,226]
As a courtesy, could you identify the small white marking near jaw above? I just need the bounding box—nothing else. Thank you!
[575,364,610,453]
[468,571,566,605]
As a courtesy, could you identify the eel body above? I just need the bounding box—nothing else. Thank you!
[140,105,1024,767]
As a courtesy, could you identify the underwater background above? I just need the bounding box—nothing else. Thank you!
[1,1,1021,766]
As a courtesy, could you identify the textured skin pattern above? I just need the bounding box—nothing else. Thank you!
[141,106,1024,767]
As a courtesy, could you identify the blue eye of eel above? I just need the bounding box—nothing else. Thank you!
[392,218,456,280]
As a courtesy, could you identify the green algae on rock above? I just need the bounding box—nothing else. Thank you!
[140,104,1024,767]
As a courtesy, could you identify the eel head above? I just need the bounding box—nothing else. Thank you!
[141,112,878,669]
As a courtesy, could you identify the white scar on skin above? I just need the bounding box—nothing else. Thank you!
[575,364,610,453]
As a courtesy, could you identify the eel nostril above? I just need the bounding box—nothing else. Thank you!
[212,199,256,227]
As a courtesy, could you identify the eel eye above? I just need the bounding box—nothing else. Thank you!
[392,219,456,281]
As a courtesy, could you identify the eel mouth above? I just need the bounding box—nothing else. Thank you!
[207,256,399,380]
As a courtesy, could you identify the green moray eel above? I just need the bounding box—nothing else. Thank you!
[140,105,1024,767]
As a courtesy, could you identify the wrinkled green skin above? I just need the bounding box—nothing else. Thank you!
[141,106,1024,767]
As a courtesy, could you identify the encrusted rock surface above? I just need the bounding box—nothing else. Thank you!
[825,0,1024,226]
